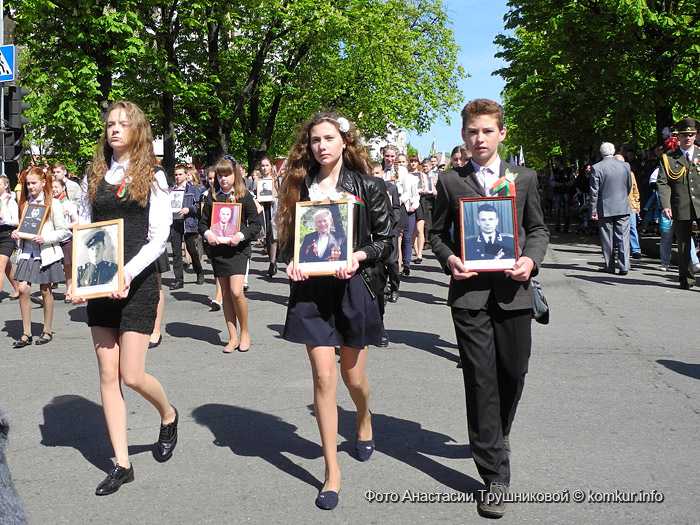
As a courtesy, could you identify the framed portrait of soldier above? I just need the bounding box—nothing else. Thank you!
[170,189,185,215]
[459,196,519,271]
[72,219,124,299]
[293,199,354,275]
[210,202,242,242]
[16,203,49,240]
[256,179,276,202]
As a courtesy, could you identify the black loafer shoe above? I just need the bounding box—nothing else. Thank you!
[169,281,184,290]
[155,406,178,462]
[95,464,134,496]
[196,273,205,285]
[388,291,399,303]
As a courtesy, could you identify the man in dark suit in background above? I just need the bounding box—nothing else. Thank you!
[429,98,549,519]
[590,142,633,275]
[657,117,700,289]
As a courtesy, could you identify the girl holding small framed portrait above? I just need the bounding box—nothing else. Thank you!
[199,156,261,353]
[11,167,69,347]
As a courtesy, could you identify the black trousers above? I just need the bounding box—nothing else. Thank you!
[674,217,700,287]
[386,236,400,293]
[170,221,202,282]
[451,299,532,486]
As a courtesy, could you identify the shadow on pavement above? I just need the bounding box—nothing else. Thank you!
[387,329,459,363]
[2,320,45,340]
[334,406,481,493]
[39,395,152,473]
[398,290,446,306]
[170,290,211,306]
[657,359,700,381]
[192,404,322,489]
[166,321,222,345]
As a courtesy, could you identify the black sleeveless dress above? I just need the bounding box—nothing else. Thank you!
[86,177,159,334]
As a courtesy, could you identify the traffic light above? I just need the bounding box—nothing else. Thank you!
[7,86,30,130]
[3,86,30,162]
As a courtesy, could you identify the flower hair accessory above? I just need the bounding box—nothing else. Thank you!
[322,116,350,133]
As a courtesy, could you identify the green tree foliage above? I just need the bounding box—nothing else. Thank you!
[495,0,700,169]
[10,0,464,174]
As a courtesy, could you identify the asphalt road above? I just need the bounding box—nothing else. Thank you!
[1,231,698,524]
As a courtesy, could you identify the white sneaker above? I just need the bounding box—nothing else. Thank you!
[660,265,669,271]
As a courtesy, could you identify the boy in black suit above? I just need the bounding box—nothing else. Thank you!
[429,99,549,518]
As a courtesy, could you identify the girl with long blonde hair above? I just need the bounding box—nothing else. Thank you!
[77,100,178,495]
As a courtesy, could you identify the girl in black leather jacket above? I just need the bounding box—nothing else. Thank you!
[277,111,392,510]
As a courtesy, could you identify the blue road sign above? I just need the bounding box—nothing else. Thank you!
[0,45,16,83]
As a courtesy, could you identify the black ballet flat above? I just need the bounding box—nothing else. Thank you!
[355,437,375,462]
[315,489,339,510]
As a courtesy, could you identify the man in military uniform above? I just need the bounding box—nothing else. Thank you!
[657,117,700,289]
[77,229,118,287]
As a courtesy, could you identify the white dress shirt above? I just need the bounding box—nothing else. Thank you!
[0,192,19,227]
[79,158,172,278]
[471,157,502,197]
[681,145,695,163]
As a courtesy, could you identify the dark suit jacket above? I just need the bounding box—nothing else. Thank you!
[429,159,549,311]
[299,231,347,263]
[464,231,515,260]
[657,147,700,221]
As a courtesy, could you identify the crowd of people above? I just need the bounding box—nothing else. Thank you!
[536,118,700,287]
[1,98,698,520]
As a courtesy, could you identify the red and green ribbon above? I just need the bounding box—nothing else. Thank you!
[343,192,365,207]
[116,176,132,198]
[492,169,518,196]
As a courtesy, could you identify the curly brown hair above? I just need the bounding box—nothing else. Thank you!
[87,101,157,207]
[277,111,371,247]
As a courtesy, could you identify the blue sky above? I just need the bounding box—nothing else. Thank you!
[406,0,510,158]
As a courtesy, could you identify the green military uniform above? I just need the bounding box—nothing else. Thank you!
[657,117,700,288]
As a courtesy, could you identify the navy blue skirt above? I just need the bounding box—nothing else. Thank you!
[283,273,382,349]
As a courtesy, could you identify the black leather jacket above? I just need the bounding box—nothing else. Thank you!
[283,164,393,297]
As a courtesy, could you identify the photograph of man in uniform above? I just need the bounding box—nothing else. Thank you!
[299,208,347,263]
[463,203,516,261]
[211,204,240,239]
[76,229,118,287]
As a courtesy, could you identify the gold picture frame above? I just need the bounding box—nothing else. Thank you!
[16,203,49,240]
[72,219,124,299]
